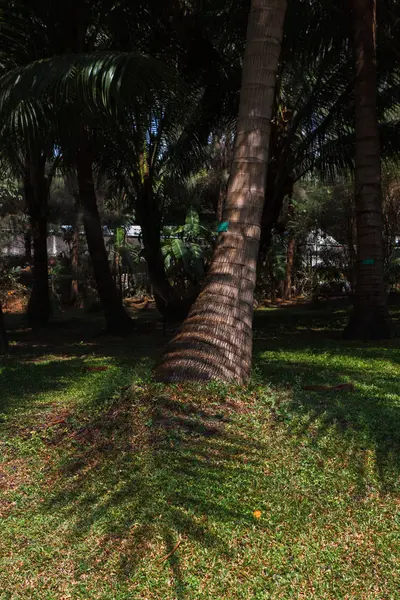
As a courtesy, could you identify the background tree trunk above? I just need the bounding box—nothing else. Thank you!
[137,183,194,320]
[0,301,8,354]
[76,145,133,333]
[24,226,32,264]
[71,217,80,304]
[25,156,51,328]
[283,197,295,300]
[344,0,392,339]
[283,237,295,300]
[156,0,287,383]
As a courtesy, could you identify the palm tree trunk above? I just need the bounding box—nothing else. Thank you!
[283,237,295,300]
[71,222,80,304]
[0,301,8,354]
[24,226,32,264]
[344,0,392,339]
[76,147,133,333]
[145,243,193,321]
[25,157,51,328]
[137,184,194,320]
[156,0,287,383]
[139,202,174,305]
[283,197,295,300]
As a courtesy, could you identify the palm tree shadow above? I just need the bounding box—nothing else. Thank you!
[256,339,400,496]
[40,386,263,595]
[0,357,87,415]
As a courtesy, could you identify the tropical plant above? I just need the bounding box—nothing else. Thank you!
[161,207,214,291]
[258,0,400,260]
[1,0,399,352]
[0,264,27,304]
[105,225,146,298]
[0,1,179,331]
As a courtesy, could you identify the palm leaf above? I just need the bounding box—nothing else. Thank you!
[0,51,184,145]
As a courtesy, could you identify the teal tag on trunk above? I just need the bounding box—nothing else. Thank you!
[362,258,375,265]
[217,221,229,233]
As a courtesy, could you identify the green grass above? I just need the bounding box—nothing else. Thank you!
[1,306,400,599]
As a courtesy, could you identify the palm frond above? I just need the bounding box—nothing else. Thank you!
[0,51,181,119]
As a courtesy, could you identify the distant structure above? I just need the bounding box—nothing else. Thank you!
[305,230,345,267]
[1,226,143,258]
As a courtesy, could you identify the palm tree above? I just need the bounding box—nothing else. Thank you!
[24,151,53,327]
[264,2,400,245]
[156,0,288,383]
[0,6,53,327]
[344,0,392,339]
[96,86,217,321]
[0,3,171,332]
[241,0,400,267]
[75,129,133,332]
[283,198,295,300]
[0,140,54,328]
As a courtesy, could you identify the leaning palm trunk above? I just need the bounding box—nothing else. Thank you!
[344,0,392,339]
[156,0,287,383]
[76,146,133,333]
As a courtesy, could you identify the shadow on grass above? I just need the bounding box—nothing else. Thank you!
[3,309,168,363]
[0,358,87,415]
[255,307,400,496]
[3,303,400,597]
[254,300,400,339]
[40,387,262,598]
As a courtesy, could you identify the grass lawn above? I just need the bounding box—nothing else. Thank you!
[1,304,400,599]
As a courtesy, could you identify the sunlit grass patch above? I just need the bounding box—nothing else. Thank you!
[1,309,400,598]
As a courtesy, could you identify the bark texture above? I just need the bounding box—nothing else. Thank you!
[156,0,287,383]
[283,197,295,300]
[71,223,79,304]
[0,301,8,354]
[344,0,392,339]
[283,237,295,300]
[24,227,32,264]
[25,156,51,328]
[76,144,133,333]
